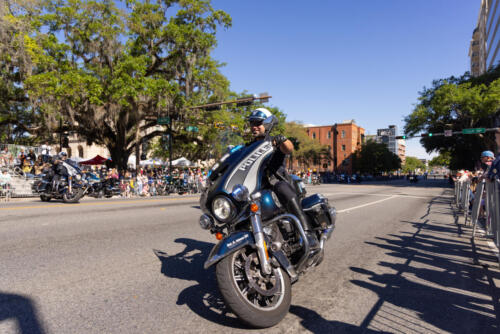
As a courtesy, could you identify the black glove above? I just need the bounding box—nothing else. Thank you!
[273,134,287,147]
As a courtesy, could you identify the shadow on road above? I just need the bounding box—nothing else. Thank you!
[154,238,249,329]
[289,305,388,333]
[350,195,500,333]
[0,292,45,334]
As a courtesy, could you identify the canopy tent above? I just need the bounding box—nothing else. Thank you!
[139,158,165,166]
[79,155,108,165]
[171,157,193,167]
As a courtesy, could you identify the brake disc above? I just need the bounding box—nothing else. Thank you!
[244,253,281,297]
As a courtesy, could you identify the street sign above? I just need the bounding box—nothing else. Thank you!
[444,130,452,137]
[157,116,170,125]
[462,128,485,134]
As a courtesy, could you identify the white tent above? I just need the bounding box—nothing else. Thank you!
[139,158,165,166]
[171,157,193,167]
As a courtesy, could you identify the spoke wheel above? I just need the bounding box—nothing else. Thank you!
[216,248,291,328]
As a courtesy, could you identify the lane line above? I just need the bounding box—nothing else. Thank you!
[0,196,199,211]
[337,195,397,213]
[323,192,432,199]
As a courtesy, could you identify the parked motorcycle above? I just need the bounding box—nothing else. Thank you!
[33,160,86,203]
[198,117,336,328]
[85,176,121,198]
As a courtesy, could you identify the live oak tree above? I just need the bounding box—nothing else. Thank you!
[0,0,44,143]
[352,140,401,175]
[404,65,500,170]
[402,156,425,174]
[284,121,330,170]
[3,0,232,169]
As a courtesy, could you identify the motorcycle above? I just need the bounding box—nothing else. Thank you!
[85,176,121,198]
[198,116,336,328]
[33,160,86,203]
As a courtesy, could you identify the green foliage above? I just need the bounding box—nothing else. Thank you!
[404,64,500,170]
[402,156,425,173]
[428,151,451,167]
[352,140,401,175]
[284,122,330,168]
[1,0,233,169]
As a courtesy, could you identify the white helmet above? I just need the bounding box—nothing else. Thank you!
[248,108,272,124]
[248,108,277,134]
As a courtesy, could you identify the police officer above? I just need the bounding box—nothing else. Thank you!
[247,108,319,248]
[52,151,69,192]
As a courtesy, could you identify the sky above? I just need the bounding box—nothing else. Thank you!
[210,0,480,159]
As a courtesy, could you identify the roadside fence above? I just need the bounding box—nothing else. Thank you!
[461,177,500,264]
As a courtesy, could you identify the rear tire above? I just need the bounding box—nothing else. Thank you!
[216,248,291,328]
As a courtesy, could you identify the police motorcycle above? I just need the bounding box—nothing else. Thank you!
[33,155,86,203]
[198,116,336,328]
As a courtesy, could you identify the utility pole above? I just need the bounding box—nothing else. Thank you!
[333,124,338,174]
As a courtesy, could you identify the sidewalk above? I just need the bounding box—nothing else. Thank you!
[360,187,500,332]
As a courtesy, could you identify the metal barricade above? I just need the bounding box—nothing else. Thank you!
[470,177,500,264]
[470,179,485,231]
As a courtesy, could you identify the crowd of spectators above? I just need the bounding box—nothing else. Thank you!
[81,165,209,198]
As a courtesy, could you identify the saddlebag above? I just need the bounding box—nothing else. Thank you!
[301,194,334,229]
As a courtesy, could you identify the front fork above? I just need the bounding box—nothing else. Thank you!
[250,201,272,275]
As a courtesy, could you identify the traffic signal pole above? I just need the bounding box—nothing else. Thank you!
[397,127,499,139]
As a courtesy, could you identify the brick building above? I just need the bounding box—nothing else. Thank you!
[290,120,365,174]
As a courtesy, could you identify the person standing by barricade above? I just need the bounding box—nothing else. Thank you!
[488,128,500,180]
[40,141,52,163]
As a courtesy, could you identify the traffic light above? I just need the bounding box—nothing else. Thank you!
[421,133,432,137]
[395,135,406,139]
[62,136,69,148]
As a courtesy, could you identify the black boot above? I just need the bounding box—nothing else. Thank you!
[287,197,319,249]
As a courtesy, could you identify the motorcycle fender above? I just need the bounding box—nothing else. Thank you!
[204,231,255,269]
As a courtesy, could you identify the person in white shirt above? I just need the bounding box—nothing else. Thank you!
[40,141,52,162]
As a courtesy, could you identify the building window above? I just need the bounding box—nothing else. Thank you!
[341,144,346,151]
[327,131,331,139]
[341,130,346,138]
[312,132,316,139]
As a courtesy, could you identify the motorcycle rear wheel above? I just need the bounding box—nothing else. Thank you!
[216,248,291,328]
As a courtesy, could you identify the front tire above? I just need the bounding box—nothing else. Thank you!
[216,248,291,328]
[40,194,51,202]
[63,188,83,203]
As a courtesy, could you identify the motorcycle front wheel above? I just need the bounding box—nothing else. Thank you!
[63,188,84,203]
[216,248,291,328]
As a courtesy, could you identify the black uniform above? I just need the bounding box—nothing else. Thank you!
[251,135,316,241]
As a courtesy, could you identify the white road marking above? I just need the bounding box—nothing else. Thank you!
[322,191,431,199]
[337,195,397,213]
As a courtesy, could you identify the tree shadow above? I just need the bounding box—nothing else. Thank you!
[154,238,249,329]
[350,195,500,333]
[289,305,388,334]
[0,292,46,334]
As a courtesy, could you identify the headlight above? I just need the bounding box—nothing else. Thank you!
[212,196,234,221]
[199,214,214,230]
[76,174,81,181]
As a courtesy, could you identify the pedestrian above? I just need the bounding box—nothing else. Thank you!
[40,141,52,163]
[489,130,500,179]
[0,146,13,166]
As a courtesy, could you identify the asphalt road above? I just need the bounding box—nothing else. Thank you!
[1,180,499,333]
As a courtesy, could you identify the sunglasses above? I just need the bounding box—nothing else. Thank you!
[249,121,263,127]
